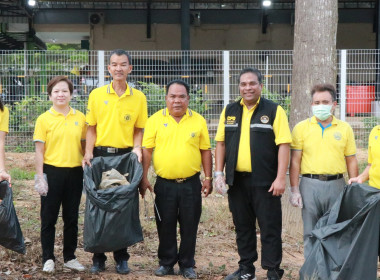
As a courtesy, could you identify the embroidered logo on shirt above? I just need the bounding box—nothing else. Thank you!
[124,114,131,121]
[260,115,269,124]
[190,132,196,138]
[334,131,342,140]
[104,100,108,105]
[226,116,236,125]
[75,121,78,126]
[164,123,168,127]
[375,136,378,140]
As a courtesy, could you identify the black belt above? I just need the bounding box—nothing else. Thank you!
[95,146,132,154]
[302,174,343,181]
[158,172,200,184]
[235,171,252,177]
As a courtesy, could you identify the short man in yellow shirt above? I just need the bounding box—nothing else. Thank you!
[140,80,212,279]
[82,49,148,274]
[214,68,292,280]
[289,83,358,258]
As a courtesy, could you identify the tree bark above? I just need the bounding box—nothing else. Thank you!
[290,0,338,128]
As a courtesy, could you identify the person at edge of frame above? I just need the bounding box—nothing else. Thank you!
[140,79,213,279]
[34,76,87,274]
[0,93,11,202]
[82,49,148,275]
[349,123,380,258]
[214,67,292,280]
[288,83,358,258]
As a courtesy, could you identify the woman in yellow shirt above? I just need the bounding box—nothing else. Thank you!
[33,76,86,273]
[349,125,380,189]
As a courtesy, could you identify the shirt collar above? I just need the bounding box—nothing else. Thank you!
[162,108,193,117]
[48,106,76,116]
[107,81,131,96]
[310,115,338,125]
[240,96,260,110]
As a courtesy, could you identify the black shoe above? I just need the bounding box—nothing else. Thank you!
[267,269,284,280]
[155,266,175,276]
[90,260,105,274]
[180,267,197,279]
[116,260,130,274]
[225,268,256,280]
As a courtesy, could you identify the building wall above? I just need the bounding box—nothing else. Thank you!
[34,22,376,50]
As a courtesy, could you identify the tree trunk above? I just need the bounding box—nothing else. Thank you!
[290,0,338,128]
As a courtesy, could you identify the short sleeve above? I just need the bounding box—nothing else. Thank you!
[142,115,157,149]
[344,124,357,157]
[0,107,9,133]
[199,117,211,150]
[273,106,292,145]
[291,122,303,151]
[86,91,97,126]
[368,126,377,164]
[215,107,226,142]
[33,115,47,143]
[135,93,148,128]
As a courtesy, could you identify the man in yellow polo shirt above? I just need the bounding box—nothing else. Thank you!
[82,49,148,275]
[140,80,212,279]
[214,68,292,280]
[289,83,358,259]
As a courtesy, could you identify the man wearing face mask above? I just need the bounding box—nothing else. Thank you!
[289,83,358,258]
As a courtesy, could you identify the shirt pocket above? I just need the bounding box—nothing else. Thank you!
[118,108,136,125]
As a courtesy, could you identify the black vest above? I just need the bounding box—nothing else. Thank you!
[224,97,279,186]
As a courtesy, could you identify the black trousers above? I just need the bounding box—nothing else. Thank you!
[154,174,202,268]
[228,172,282,273]
[40,164,83,263]
[92,147,131,263]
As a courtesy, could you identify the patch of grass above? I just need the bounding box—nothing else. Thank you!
[10,168,35,180]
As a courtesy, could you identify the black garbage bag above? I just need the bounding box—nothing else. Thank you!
[83,153,143,253]
[0,181,26,254]
[300,183,380,280]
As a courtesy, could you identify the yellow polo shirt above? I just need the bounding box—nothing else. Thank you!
[142,108,211,179]
[368,125,380,189]
[215,98,292,172]
[33,107,86,167]
[0,107,9,133]
[291,116,357,174]
[86,82,148,148]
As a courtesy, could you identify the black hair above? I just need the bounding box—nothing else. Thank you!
[166,79,190,95]
[311,83,337,101]
[109,49,132,65]
[238,67,263,84]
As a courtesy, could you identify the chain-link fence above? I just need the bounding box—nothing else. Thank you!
[1,49,379,151]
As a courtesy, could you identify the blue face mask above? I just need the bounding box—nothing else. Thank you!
[312,104,332,121]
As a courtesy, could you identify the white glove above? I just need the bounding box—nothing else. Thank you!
[34,174,48,196]
[214,174,228,195]
[288,186,303,208]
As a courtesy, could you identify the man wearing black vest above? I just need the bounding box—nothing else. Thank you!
[214,68,292,280]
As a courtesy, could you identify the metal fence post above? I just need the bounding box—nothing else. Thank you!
[223,50,230,107]
[340,49,347,122]
[98,50,105,87]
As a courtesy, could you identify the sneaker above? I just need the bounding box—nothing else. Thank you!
[155,266,175,276]
[225,268,256,280]
[42,259,55,273]
[64,258,86,272]
[179,267,197,279]
[267,269,284,280]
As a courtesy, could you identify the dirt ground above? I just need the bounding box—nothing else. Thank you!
[0,150,373,280]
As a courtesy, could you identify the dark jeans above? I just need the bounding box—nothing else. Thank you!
[40,164,83,263]
[91,147,131,263]
[154,174,202,268]
[228,172,282,273]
